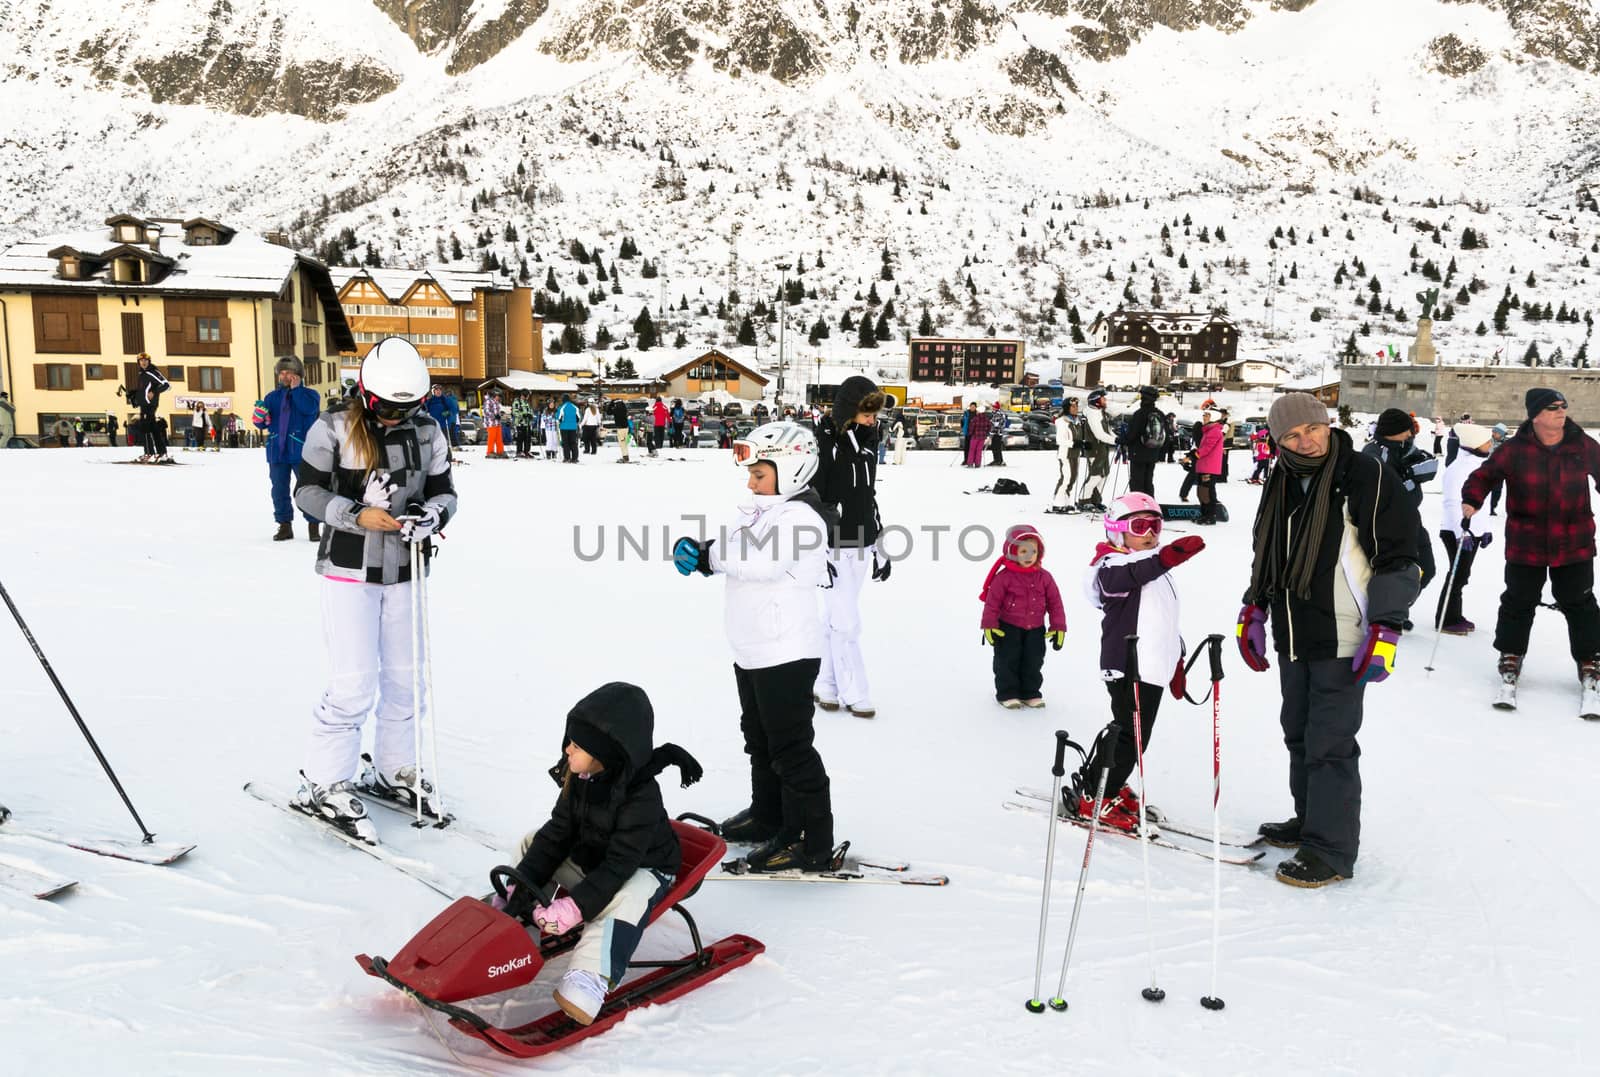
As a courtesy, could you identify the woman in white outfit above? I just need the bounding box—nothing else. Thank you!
[291,337,458,841]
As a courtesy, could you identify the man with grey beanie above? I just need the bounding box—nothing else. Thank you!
[253,356,322,541]
[1236,392,1421,887]
[1461,387,1600,717]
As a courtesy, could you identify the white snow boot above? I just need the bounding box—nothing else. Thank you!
[553,969,608,1026]
[292,775,377,844]
[1493,653,1521,712]
[360,760,441,819]
[1579,658,1600,721]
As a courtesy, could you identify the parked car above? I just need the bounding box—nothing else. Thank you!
[1232,420,1264,450]
[692,418,725,447]
[457,414,480,445]
[723,401,744,417]
[918,414,965,451]
[4,434,39,449]
[1020,413,1057,451]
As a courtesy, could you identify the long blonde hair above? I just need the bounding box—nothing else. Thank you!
[343,393,384,477]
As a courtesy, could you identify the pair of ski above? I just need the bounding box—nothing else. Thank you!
[0,807,194,900]
[715,842,948,886]
[1003,788,1265,866]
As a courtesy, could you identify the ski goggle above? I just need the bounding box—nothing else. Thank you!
[1106,515,1162,538]
[731,439,764,466]
[363,391,422,422]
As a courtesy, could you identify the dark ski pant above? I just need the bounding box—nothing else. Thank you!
[1493,560,1600,663]
[1278,658,1366,878]
[1196,473,1219,521]
[734,658,833,854]
[1079,678,1164,798]
[1414,524,1436,593]
[992,622,1046,703]
[561,428,580,462]
[1179,468,1197,500]
[515,425,533,456]
[1128,460,1156,497]
[990,433,1005,466]
[1434,531,1479,628]
[269,460,316,525]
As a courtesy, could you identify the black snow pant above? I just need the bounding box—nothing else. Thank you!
[139,406,162,455]
[992,621,1046,703]
[1196,473,1219,521]
[515,426,533,456]
[1278,658,1366,878]
[1179,468,1197,501]
[1078,678,1164,799]
[561,428,580,462]
[1128,459,1156,498]
[990,433,1005,466]
[1493,560,1600,663]
[1414,524,1436,593]
[734,658,833,855]
[1434,532,1480,629]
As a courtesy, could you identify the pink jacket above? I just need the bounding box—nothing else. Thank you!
[1195,422,1226,475]
[979,525,1066,632]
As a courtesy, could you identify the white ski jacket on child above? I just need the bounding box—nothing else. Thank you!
[709,489,831,670]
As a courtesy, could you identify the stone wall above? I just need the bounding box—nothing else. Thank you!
[1340,364,1600,426]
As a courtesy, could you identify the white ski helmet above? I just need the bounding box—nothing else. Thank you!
[358,337,430,419]
[732,421,819,494]
[1105,492,1162,545]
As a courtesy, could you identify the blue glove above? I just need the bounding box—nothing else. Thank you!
[673,537,712,576]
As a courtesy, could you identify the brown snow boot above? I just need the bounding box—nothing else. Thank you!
[273,522,293,542]
[307,521,320,542]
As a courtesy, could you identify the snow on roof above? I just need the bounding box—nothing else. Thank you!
[1219,357,1290,371]
[541,353,601,373]
[330,266,498,304]
[0,230,299,296]
[1071,345,1172,365]
[479,371,575,393]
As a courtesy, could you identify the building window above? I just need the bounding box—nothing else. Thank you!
[46,364,74,389]
[1377,381,1396,392]
[195,367,226,392]
[1407,382,1427,392]
[86,364,105,380]
[197,318,222,343]
[121,312,145,354]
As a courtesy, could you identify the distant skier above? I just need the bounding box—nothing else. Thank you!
[1077,389,1116,511]
[133,353,170,462]
[978,523,1066,709]
[1461,388,1600,716]
[1068,493,1205,833]
[289,337,457,840]
[671,422,837,872]
[965,406,991,468]
[609,397,632,462]
[252,356,322,542]
[1048,397,1081,514]
[1118,386,1166,497]
[1436,423,1496,635]
[501,682,702,1027]
[1364,407,1440,602]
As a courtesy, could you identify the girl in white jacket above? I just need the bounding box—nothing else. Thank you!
[672,422,837,873]
[1436,423,1497,634]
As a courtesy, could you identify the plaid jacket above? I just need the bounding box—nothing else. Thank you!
[1460,419,1600,567]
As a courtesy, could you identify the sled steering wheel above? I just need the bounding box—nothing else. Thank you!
[489,864,541,905]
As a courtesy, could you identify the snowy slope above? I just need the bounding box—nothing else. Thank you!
[3,442,1600,1074]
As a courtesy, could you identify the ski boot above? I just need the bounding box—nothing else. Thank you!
[847,700,877,719]
[1439,619,1475,636]
[292,775,377,844]
[360,761,441,820]
[743,836,841,874]
[718,807,781,845]
[813,692,841,712]
[1493,653,1521,711]
[1579,657,1600,721]
[1256,817,1302,848]
[1275,847,1346,889]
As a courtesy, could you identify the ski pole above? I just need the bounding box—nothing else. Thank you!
[418,539,444,820]
[1048,727,1117,1012]
[1027,729,1073,1014]
[1201,633,1227,1012]
[409,540,426,827]
[1424,521,1472,674]
[1126,635,1164,1003]
[0,579,156,843]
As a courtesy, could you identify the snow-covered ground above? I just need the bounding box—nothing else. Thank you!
[4,441,1600,1074]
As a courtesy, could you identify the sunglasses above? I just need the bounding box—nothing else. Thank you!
[1544,402,1569,412]
[1106,515,1162,538]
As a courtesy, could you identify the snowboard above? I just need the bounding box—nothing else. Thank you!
[1161,503,1228,522]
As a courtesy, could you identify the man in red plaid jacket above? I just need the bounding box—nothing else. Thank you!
[1462,387,1600,716]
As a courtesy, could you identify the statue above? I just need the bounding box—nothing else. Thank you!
[1415,287,1440,321]
[1408,289,1439,366]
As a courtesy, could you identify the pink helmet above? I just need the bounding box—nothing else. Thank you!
[1105,493,1162,544]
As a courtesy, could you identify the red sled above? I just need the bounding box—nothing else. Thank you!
[355,820,763,1059]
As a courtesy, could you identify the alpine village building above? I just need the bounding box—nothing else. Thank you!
[908,337,1028,384]
[1089,309,1239,382]
[0,215,354,440]
[329,268,542,402]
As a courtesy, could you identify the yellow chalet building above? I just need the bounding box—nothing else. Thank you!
[330,267,542,400]
[0,214,353,439]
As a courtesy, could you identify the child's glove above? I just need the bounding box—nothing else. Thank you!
[251,400,269,427]
[502,883,536,922]
[672,537,712,576]
[1170,658,1187,699]
[489,883,515,913]
[1352,624,1400,685]
[1236,604,1271,672]
[533,896,583,935]
[361,471,400,508]
[1047,630,1065,651]
[982,627,1005,646]
[871,546,892,582]
[1158,535,1205,568]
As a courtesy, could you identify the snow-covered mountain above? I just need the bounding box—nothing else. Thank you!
[1,0,1597,375]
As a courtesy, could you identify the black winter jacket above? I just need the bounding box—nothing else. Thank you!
[514,684,684,920]
[1246,429,1421,661]
[1361,436,1438,509]
[1118,403,1166,464]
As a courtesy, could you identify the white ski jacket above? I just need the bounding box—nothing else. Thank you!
[1440,450,1496,542]
[1053,415,1076,460]
[708,490,830,670]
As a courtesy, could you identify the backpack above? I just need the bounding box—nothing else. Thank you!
[1141,409,1167,451]
[992,477,1030,495]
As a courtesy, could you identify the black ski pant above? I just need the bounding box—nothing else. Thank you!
[1196,473,1218,521]
[1278,658,1366,878]
[1493,560,1600,663]
[1179,468,1197,500]
[515,426,533,456]
[1434,531,1479,628]
[561,428,580,462]
[734,658,833,854]
[1078,678,1164,800]
[139,405,162,455]
[990,434,1005,466]
[1128,460,1156,498]
[1414,524,1436,593]
[992,621,1046,703]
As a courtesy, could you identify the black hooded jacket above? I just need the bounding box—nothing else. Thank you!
[514,683,687,920]
[1118,399,1166,464]
[812,375,882,548]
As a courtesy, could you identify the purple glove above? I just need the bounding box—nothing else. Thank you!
[533,895,583,935]
[1236,604,1270,672]
[1461,532,1492,553]
[1352,624,1400,685]
[489,884,513,912]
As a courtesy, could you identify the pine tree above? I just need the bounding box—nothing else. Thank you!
[857,312,878,348]
[737,316,756,346]
[918,307,934,334]
[634,306,657,350]
[545,267,558,292]
[594,324,613,348]
[874,309,892,341]
[1178,253,1189,269]
[1052,283,1069,309]
[839,310,854,332]
[1189,273,1201,295]
[1493,296,1511,332]
[1524,342,1540,364]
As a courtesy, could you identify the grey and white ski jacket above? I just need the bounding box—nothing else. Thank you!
[294,407,458,585]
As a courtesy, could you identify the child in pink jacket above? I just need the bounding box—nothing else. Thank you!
[979,524,1066,708]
